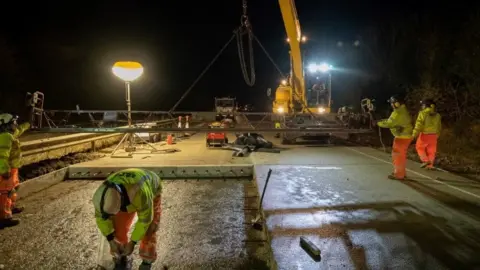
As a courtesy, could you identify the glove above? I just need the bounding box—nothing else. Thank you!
[146,223,159,235]
[109,239,124,256]
[123,241,136,256]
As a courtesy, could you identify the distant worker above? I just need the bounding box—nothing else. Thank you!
[0,114,26,227]
[412,99,442,169]
[9,119,30,214]
[92,168,162,270]
[376,95,413,180]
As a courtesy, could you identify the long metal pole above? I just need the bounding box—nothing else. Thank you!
[125,81,132,127]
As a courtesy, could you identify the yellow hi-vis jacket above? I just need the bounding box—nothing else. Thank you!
[0,132,15,174]
[377,104,413,139]
[412,107,441,138]
[9,122,30,169]
[93,168,162,242]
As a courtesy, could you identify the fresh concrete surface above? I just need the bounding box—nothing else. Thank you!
[253,136,480,270]
[0,179,270,270]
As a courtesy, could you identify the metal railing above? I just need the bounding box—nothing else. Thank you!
[21,119,177,157]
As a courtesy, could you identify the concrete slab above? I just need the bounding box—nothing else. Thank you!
[70,133,251,167]
[253,143,480,270]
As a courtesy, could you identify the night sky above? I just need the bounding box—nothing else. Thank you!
[3,1,473,114]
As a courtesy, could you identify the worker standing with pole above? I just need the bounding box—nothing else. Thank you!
[92,168,162,270]
[375,96,413,180]
[0,114,21,227]
[412,99,441,169]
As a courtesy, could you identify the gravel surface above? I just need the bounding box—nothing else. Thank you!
[0,180,269,270]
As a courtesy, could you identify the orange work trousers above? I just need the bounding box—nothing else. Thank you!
[0,169,20,219]
[415,133,438,168]
[392,138,412,179]
[112,195,162,262]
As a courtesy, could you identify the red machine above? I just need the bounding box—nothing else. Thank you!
[206,122,229,147]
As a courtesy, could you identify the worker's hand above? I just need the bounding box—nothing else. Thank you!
[123,241,136,256]
[108,239,124,256]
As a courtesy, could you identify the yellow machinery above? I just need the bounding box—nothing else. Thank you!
[273,0,331,116]
[272,0,340,144]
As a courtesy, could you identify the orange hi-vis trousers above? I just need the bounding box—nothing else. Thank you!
[392,138,412,179]
[0,169,20,219]
[112,195,162,263]
[416,133,438,168]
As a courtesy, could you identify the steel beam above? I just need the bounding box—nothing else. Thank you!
[68,165,254,179]
[32,127,372,133]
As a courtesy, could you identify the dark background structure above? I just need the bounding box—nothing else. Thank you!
[2,1,480,167]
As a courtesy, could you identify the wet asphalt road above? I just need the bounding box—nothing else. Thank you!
[0,179,261,270]
[252,143,480,270]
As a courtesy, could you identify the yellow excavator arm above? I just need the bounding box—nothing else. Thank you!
[273,0,306,115]
[279,0,305,104]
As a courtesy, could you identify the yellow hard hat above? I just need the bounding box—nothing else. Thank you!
[0,113,17,125]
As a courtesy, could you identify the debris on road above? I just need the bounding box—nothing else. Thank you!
[299,237,321,262]
[222,133,281,157]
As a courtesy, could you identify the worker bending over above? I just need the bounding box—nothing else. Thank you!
[413,99,441,169]
[376,96,413,180]
[93,168,162,270]
[0,114,28,227]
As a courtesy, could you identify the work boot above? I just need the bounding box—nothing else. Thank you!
[12,206,24,214]
[0,218,20,228]
[113,256,132,270]
[139,261,152,270]
[420,162,431,168]
[388,174,405,181]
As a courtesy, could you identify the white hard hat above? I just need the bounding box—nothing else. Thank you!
[0,114,17,125]
[94,185,122,215]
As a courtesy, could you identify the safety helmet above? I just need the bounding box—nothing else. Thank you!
[420,98,435,108]
[0,114,18,125]
[93,181,129,219]
[387,95,404,105]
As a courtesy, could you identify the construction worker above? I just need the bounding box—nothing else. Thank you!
[412,99,441,169]
[92,168,162,270]
[376,95,413,180]
[9,119,30,214]
[0,114,21,227]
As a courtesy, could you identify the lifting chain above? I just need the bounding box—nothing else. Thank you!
[236,0,256,86]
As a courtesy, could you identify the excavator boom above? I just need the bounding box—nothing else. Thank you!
[278,0,306,106]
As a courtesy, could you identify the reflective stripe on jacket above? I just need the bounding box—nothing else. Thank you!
[9,123,30,168]
[0,132,15,174]
[412,107,441,137]
[377,104,413,139]
[93,168,162,242]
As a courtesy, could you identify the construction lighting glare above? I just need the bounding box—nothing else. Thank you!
[308,63,333,73]
[318,107,326,113]
[318,63,332,73]
[277,107,285,113]
[281,79,287,86]
[301,36,307,42]
[112,61,144,82]
[308,63,318,73]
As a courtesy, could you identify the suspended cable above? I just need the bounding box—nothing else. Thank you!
[168,34,236,113]
[252,34,285,78]
[236,0,256,86]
